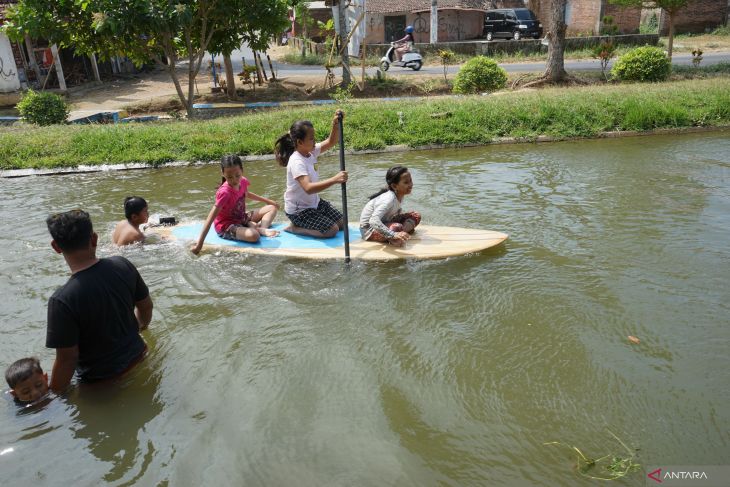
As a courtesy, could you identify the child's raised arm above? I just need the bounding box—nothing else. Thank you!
[319,110,343,153]
[191,205,221,255]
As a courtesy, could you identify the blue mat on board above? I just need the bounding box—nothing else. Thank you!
[172,222,362,249]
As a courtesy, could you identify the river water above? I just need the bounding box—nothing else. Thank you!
[1,131,728,486]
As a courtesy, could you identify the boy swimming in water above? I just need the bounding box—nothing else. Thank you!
[112,196,149,246]
[5,357,49,403]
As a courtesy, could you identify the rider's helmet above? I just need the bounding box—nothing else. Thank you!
[405,25,414,33]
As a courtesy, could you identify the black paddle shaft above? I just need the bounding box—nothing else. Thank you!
[337,112,351,263]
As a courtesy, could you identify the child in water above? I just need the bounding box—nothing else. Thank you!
[112,196,148,246]
[275,110,348,238]
[359,166,421,247]
[192,155,279,255]
[5,357,49,404]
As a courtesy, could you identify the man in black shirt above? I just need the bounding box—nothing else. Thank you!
[45,209,153,393]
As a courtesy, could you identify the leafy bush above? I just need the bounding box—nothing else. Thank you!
[16,90,69,126]
[611,46,671,82]
[452,56,507,94]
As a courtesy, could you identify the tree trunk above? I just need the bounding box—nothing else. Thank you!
[667,10,675,61]
[544,0,568,82]
[223,54,236,100]
[165,55,190,116]
[338,1,351,86]
[187,52,197,118]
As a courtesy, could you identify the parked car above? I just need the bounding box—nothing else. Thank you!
[483,8,542,41]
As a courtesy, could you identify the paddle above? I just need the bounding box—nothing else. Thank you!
[337,111,351,263]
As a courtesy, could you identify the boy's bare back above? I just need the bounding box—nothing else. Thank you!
[112,220,145,246]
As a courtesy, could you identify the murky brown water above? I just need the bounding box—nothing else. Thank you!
[1,131,729,486]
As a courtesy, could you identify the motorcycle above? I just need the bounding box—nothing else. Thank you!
[380,42,422,72]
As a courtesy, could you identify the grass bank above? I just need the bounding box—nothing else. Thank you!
[1,78,729,170]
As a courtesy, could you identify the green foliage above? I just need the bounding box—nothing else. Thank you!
[710,25,730,36]
[5,0,289,114]
[600,16,619,36]
[282,51,328,65]
[438,49,455,83]
[16,90,69,126]
[330,81,356,104]
[545,430,641,481]
[452,56,507,94]
[611,46,671,82]
[2,79,729,170]
[640,12,659,34]
[592,40,617,80]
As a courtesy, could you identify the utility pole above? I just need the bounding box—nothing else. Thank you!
[430,0,438,44]
[337,0,351,86]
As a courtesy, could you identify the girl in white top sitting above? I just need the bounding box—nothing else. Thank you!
[275,110,348,238]
[359,166,421,247]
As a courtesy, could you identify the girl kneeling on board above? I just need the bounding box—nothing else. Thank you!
[359,166,421,247]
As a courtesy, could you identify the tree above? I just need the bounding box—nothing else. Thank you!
[609,0,689,60]
[543,0,569,82]
[3,0,288,117]
[520,0,571,87]
[335,0,350,87]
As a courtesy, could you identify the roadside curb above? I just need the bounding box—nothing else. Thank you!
[2,125,728,178]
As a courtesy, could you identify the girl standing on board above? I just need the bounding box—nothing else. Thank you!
[275,110,348,238]
[359,166,421,247]
[191,155,279,255]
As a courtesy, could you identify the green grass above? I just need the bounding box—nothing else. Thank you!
[1,78,729,170]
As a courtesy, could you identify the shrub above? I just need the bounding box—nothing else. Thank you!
[16,90,69,126]
[611,46,671,82]
[452,56,507,94]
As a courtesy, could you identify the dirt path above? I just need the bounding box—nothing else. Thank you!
[66,67,215,116]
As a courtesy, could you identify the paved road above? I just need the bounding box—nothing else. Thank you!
[206,48,730,79]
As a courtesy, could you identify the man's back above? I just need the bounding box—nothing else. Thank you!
[46,256,148,381]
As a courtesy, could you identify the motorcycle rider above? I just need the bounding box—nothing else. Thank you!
[394,25,415,61]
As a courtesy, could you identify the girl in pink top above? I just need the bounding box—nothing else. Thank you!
[191,155,279,254]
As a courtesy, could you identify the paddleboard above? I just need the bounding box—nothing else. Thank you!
[155,222,508,261]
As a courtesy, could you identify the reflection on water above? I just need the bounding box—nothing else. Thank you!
[1,131,729,485]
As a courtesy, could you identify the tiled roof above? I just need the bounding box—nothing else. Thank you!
[365,0,490,13]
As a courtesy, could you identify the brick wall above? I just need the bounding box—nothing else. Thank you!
[660,0,728,34]
[566,0,602,35]
[603,4,641,34]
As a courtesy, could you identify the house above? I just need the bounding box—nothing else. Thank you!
[365,0,489,43]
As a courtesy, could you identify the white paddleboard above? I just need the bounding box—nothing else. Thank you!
[156,222,508,261]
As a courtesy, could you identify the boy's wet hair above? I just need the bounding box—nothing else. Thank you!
[274,120,314,167]
[124,196,148,220]
[5,357,43,389]
[369,166,409,200]
[46,209,93,252]
[220,154,244,185]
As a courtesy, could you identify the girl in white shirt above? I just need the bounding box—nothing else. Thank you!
[274,110,348,238]
[359,166,421,247]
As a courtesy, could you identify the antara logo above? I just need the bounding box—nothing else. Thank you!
[648,468,709,483]
[648,468,663,483]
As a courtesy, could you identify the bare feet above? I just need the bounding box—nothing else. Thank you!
[260,228,280,237]
[283,225,294,234]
